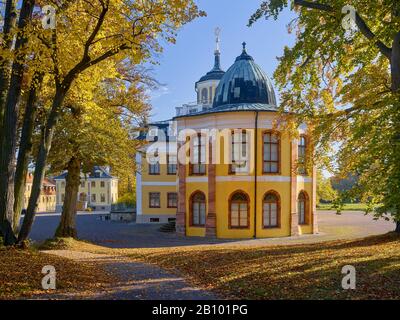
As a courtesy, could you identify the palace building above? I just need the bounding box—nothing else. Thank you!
[55,166,118,212]
[136,39,317,239]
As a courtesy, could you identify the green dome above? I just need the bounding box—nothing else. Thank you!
[213,43,277,108]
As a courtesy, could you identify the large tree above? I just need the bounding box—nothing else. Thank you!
[0,0,204,245]
[0,0,36,244]
[48,65,149,238]
[250,0,400,232]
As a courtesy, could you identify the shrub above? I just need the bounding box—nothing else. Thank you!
[117,193,135,207]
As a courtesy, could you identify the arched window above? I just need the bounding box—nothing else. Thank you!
[229,191,249,228]
[298,135,307,175]
[263,191,280,228]
[263,131,280,173]
[190,191,206,226]
[201,88,208,104]
[298,191,309,225]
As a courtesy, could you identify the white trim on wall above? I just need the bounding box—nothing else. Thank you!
[135,153,143,216]
[216,176,254,182]
[297,176,312,183]
[258,176,291,182]
[142,181,178,186]
[215,175,311,183]
[186,176,209,183]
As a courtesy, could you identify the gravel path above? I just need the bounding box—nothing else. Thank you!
[29,211,395,248]
[40,250,218,300]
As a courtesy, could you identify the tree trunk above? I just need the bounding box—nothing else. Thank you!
[13,72,44,232]
[0,0,35,246]
[55,157,81,238]
[392,31,400,92]
[0,0,18,143]
[392,32,400,236]
[0,0,18,246]
[17,89,66,243]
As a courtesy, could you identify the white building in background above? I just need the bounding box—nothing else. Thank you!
[54,166,118,212]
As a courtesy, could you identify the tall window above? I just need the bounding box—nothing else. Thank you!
[263,131,280,173]
[167,193,178,208]
[100,194,106,202]
[100,181,105,188]
[230,130,249,174]
[263,192,280,228]
[79,193,87,202]
[201,88,208,104]
[167,154,177,175]
[149,192,161,208]
[229,192,249,228]
[298,135,307,175]
[191,192,206,226]
[149,161,160,175]
[190,134,206,175]
[91,181,96,188]
[91,194,96,202]
[298,191,308,225]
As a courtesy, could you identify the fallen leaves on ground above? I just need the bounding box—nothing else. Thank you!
[0,246,113,300]
[126,233,400,300]
[25,233,400,300]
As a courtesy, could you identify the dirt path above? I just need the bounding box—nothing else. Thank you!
[40,250,219,300]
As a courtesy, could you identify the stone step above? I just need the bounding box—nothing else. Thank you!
[159,221,176,233]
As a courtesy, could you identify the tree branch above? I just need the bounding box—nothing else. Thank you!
[354,12,392,59]
[62,43,131,88]
[83,0,109,61]
[293,0,392,59]
[294,0,332,12]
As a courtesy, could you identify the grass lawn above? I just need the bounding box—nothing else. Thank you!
[126,233,400,300]
[317,203,367,211]
[0,246,112,299]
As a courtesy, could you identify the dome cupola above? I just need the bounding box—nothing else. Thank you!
[213,43,277,108]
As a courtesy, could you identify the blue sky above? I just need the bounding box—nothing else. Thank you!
[149,0,297,122]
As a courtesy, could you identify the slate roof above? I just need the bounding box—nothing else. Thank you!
[54,166,115,180]
[213,43,277,108]
[175,44,279,120]
[197,51,225,84]
[174,103,278,119]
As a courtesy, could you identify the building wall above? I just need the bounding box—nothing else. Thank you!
[24,182,56,213]
[56,177,118,212]
[136,151,178,223]
[196,79,220,105]
[136,111,316,236]
[176,111,316,239]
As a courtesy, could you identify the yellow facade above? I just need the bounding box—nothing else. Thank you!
[137,113,316,238]
[136,147,178,223]
[24,174,56,213]
[176,111,316,239]
[136,43,317,238]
